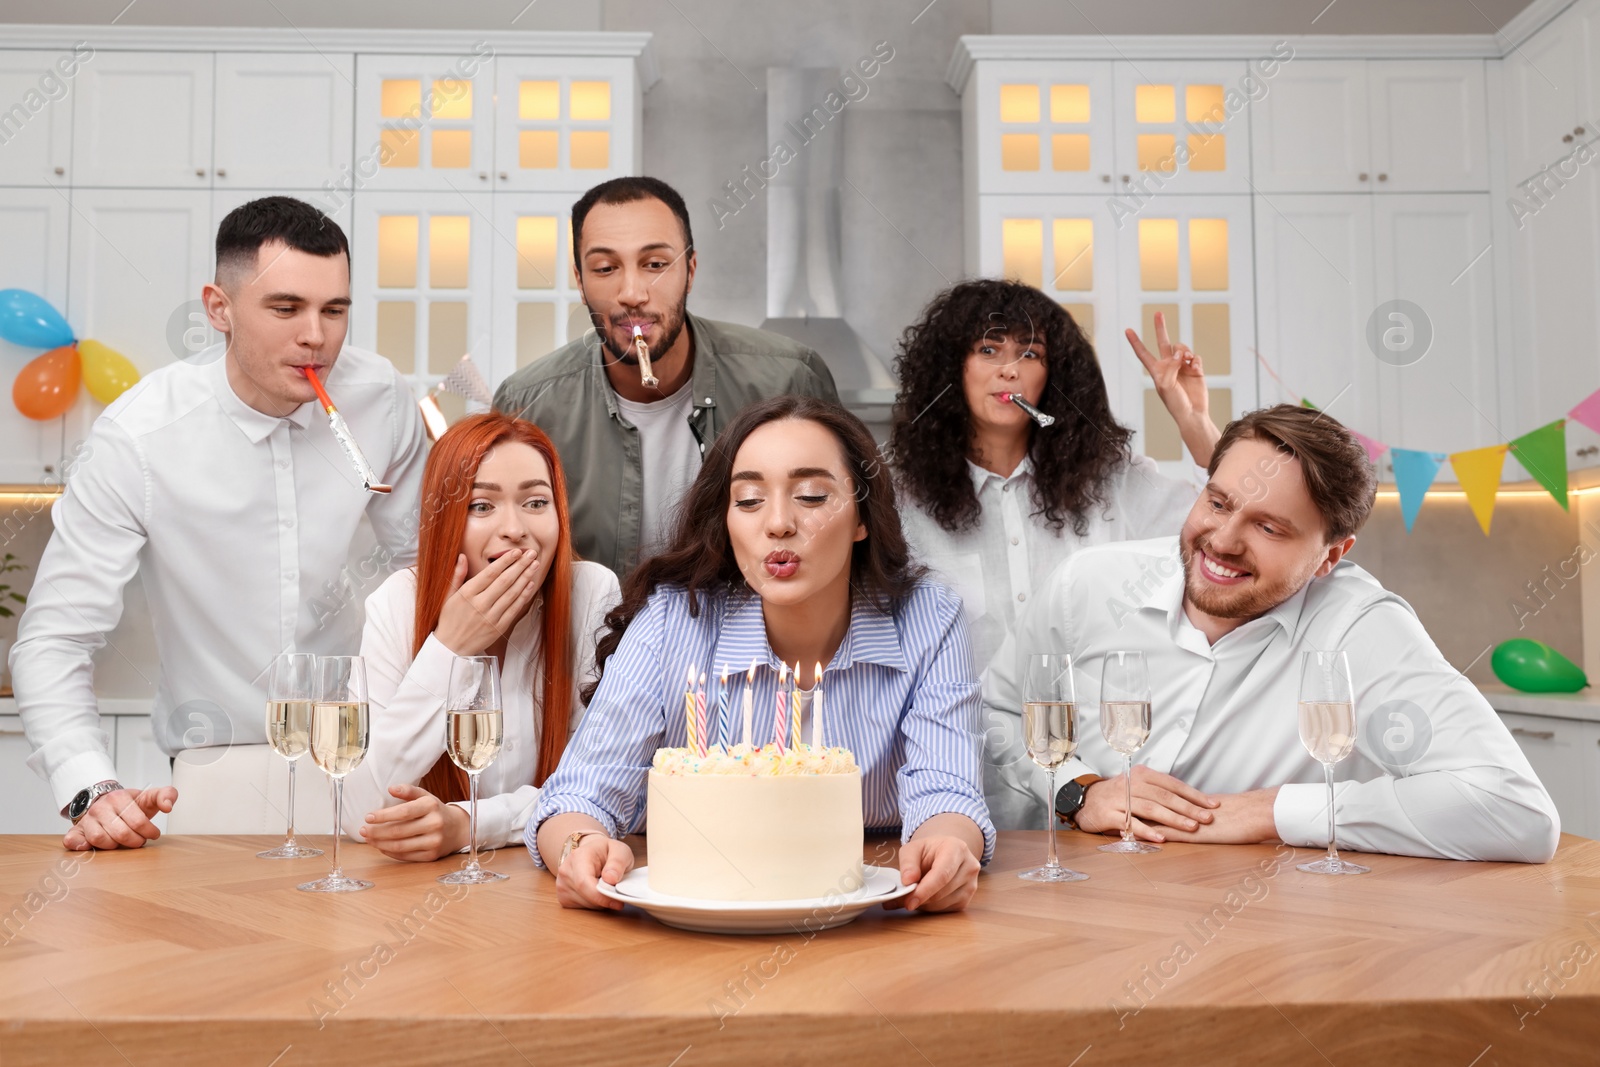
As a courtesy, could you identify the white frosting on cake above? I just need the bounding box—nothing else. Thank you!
[646,743,865,902]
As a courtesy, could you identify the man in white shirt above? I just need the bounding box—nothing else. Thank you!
[984,404,1559,863]
[10,196,427,851]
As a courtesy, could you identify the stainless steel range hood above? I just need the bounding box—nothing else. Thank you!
[760,67,898,421]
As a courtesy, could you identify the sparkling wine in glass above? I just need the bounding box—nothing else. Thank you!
[1019,653,1088,883]
[1098,650,1159,855]
[258,653,323,860]
[299,656,373,893]
[440,655,508,885]
[1297,650,1368,876]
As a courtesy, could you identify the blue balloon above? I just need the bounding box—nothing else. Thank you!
[0,289,74,349]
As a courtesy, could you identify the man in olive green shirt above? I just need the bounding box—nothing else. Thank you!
[494,177,838,576]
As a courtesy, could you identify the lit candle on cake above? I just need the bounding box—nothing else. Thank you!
[773,661,789,753]
[695,671,709,757]
[683,664,697,752]
[813,661,825,748]
[715,666,731,750]
[742,659,756,748]
[790,661,803,749]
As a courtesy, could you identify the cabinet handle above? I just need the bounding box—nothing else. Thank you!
[478,171,488,181]
[1378,173,1388,182]
[1578,126,1587,135]
[0,729,25,737]
[1100,174,1110,183]
[499,171,509,180]
[1564,134,1575,143]
[1510,727,1555,740]
[1577,446,1598,458]
[1120,174,1130,184]
[195,168,206,178]
[53,166,64,176]
[1359,172,1369,181]
[216,168,226,178]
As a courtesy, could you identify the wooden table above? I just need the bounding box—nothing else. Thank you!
[2,831,1598,1066]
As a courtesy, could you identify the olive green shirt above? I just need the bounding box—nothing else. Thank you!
[492,313,839,576]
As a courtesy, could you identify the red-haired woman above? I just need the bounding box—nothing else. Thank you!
[341,413,619,861]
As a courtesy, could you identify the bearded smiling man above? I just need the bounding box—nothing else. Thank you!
[982,404,1559,863]
[493,177,839,577]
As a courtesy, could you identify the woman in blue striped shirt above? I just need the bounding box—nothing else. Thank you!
[530,396,995,912]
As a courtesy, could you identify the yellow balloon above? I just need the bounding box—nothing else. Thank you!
[78,339,141,405]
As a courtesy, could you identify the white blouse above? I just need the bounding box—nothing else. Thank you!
[900,454,1199,674]
[341,560,620,847]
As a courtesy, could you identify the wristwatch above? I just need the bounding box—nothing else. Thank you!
[1054,774,1104,830]
[559,830,608,867]
[65,780,122,824]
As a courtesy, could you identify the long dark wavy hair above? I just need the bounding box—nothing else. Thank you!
[889,278,1134,536]
[582,395,926,702]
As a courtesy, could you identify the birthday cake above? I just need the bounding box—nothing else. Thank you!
[646,744,864,902]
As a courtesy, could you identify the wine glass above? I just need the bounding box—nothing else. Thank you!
[439,655,508,885]
[1297,650,1369,876]
[299,656,373,893]
[1098,651,1159,854]
[258,653,323,859]
[1019,653,1088,883]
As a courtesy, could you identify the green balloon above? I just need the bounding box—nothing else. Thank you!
[1492,639,1589,693]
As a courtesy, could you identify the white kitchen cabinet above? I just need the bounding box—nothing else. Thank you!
[1112,61,1252,196]
[0,715,70,833]
[1113,194,1256,470]
[1252,194,1379,434]
[967,61,1117,196]
[1251,59,1488,193]
[492,55,641,192]
[0,187,71,483]
[1371,194,1500,456]
[1368,60,1489,192]
[0,49,79,187]
[349,190,493,390]
[70,51,215,188]
[1501,0,1600,187]
[1498,710,1598,840]
[1250,60,1371,193]
[213,52,355,190]
[352,53,496,193]
[488,192,589,389]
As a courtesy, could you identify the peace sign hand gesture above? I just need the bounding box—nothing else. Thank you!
[1124,311,1220,467]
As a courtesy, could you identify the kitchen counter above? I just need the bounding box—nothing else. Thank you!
[1478,682,1600,723]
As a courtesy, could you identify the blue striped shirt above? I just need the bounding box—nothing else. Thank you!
[527,578,996,866]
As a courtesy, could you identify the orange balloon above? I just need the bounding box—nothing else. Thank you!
[12,343,81,420]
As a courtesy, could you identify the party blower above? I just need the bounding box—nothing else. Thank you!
[1000,391,1056,428]
[632,325,660,388]
[300,366,392,494]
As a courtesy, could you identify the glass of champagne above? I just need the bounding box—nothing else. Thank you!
[1019,653,1088,883]
[1098,651,1159,854]
[1297,649,1369,876]
[299,656,373,893]
[439,655,508,885]
[258,652,323,859]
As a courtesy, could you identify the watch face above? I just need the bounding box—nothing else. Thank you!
[1055,782,1086,818]
[67,790,91,819]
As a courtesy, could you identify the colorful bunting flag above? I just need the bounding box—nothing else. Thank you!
[1349,429,1388,465]
[1509,420,1569,510]
[1448,444,1509,535]
[1569,388,1600,436]
[1390,449,1448,532]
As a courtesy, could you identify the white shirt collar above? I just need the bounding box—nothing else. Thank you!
[966,453,1033,494]
[206,346,316,444]
[1145,545,1316,645]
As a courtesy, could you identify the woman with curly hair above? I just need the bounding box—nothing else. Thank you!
[890,278,1219,671]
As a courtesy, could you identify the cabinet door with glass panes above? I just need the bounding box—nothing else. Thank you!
[1110,62,1252,197]
[488,194,592,392]
[352,53,495,193]
[493,56,638,192]
[71,51,215,188]
[349,192,492,414]
[1113,195,1256,471]
[976,195,1124,411]
[973,62,1116,195]
[0,50,75,187]
[213,52,355,191]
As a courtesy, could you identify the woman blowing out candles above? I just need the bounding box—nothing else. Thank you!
[341,414,618,860]
[531,396,995,913]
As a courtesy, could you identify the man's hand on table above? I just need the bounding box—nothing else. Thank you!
[1155,787,1280,844]
[889,813,984,913]
[63,786,178,851]
[1076,765,1220,843]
